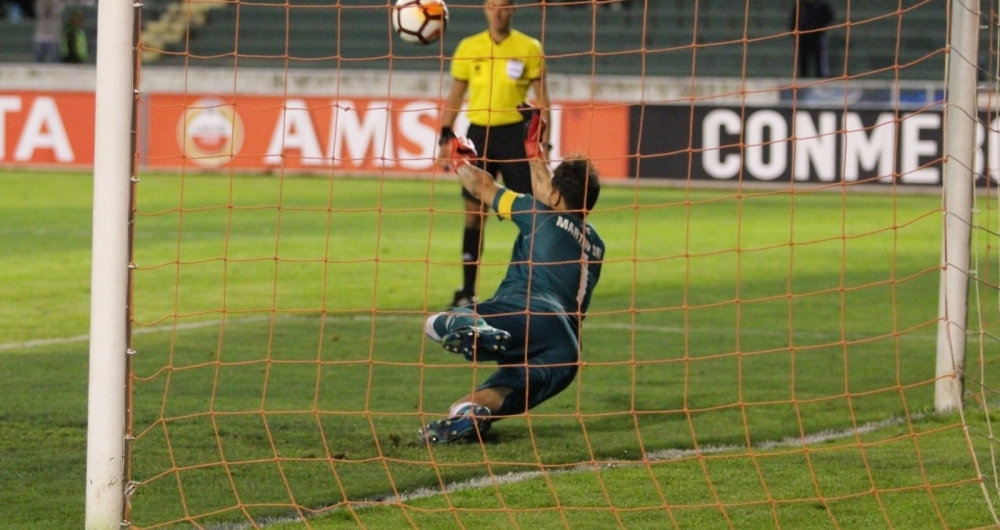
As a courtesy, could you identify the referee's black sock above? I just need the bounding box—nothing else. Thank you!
[462,227,483,296]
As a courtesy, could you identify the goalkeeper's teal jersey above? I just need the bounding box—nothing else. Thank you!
[491,188,605,317]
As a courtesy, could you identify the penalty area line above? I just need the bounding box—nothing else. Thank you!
[0,314,417,353]
[0,314,422,353]
[0,315,935,353]
[0,316,271,353]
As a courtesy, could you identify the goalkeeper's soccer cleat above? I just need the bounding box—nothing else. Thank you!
[418,404,492,444]
[441,324,510,361]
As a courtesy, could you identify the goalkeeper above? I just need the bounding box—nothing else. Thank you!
[419,126,604,444]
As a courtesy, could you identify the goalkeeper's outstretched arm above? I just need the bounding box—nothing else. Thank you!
[529,158,553,200]
[447,136,503,208]
[457,163,502,208]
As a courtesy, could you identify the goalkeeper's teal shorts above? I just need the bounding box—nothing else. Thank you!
[472,295,581,417]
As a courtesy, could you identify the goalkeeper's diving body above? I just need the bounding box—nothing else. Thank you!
[419,134,604,444]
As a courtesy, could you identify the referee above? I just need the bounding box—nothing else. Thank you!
[437,0,551,308]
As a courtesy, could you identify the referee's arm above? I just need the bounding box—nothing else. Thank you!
[437,79,468,168]
[440,79,468,134]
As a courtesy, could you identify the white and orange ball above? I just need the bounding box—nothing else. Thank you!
[393,0,448,46]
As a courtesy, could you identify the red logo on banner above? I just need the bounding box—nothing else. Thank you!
[177,98,245,168]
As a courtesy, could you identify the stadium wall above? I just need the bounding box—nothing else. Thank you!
[0,64,966,184]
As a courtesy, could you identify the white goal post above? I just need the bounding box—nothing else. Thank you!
[84,0,137,528]
[935,0,980,413]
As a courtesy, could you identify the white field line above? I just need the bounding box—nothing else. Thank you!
[0,315,936,353]
[204,415,914,530]
[0,315,350,353]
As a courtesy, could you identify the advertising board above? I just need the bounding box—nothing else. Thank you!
[630,104,1000,186]
[6,75,985,186]
[0,90,631,178]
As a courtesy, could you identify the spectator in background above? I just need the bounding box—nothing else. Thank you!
[790,0,834,78]
[60,9,86,63]
[33,0,64,63]
[2,2,17,22]
[3,0,34,23]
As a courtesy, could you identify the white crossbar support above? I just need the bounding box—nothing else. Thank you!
[85,0,137,527]
[936,0,980,412]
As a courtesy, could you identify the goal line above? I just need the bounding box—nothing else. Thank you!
[209,414,922,530]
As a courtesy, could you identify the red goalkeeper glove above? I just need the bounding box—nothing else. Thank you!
[521,105,548,160]
[448,136,478,168]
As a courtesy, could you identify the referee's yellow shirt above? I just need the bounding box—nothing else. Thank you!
[450,29,545,127]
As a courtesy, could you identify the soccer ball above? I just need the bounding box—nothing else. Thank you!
[393,0,448,46]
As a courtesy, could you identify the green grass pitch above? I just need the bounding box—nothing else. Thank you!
[1,170,999,529]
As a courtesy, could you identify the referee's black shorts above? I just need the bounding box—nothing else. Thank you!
[463,121,532,199]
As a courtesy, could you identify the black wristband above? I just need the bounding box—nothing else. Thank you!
[439,126,456,144]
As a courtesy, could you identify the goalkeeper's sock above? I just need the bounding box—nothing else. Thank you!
[461,227,483,296]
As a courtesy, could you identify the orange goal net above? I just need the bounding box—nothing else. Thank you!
[108,0,1000,528]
